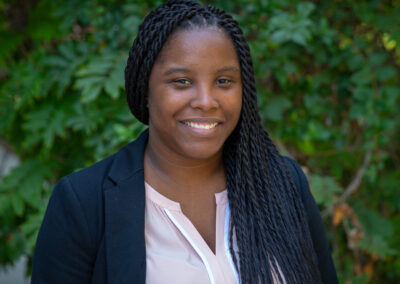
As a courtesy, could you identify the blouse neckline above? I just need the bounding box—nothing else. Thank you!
[144,181,228,211]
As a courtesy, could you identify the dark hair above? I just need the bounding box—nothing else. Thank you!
[125,0,322,283]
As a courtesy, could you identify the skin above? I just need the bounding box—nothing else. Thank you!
[144,27,242,253]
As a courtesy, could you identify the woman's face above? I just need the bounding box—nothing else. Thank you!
[147,27,242,161]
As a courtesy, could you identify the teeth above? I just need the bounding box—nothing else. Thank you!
[184,121,218,129]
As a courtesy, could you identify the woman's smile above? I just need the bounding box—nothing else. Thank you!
[182,121,219,130]
[180,120,221,137]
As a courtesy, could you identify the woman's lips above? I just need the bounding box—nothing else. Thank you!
[180,120,222,135]
[183,121,218,130]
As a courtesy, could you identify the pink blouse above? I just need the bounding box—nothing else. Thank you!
[144,182,238,284]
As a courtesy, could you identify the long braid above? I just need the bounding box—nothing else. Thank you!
[125,1,322,283]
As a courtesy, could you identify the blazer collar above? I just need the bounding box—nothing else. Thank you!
[107,128,149,183]
[104,129,148,283]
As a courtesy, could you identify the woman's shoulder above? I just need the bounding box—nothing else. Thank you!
[64,129,149,195]
[65,151,118,198]
[36,130,149,255]
[282,156,318,220]
[282,156,307,195]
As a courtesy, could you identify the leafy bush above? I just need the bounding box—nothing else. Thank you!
[1,0,399,282]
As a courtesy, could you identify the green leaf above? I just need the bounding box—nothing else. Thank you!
[0,93,16,134]
[104,58,125,99]
[375,66,396,82]
[23,105,53,134]
[262,96,292,122]
[104,77,120,99]
[43,108,67,148]
[309,174,342,207]
[76,55,115,77]
[81,84,102,103]
[121,15,141,34]
[353,87,373,101]
[270,30,289,45]
[296,2,316,18]
[368,52,387,66]
[67,103,105,133]
[22,102,70,149]
[58,44,77,61]
[11,194,24,217]
[350,68,371,86]
[74,76,105,89]
[21,211,47,253]
[354,202,396,258]
[41,56,69,68]
[76,61,112,76]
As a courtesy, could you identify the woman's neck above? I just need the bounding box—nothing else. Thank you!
[144,138,226,199]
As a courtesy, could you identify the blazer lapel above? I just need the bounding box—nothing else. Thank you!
[104,130,148,284]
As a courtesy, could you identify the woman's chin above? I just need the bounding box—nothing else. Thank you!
[178,144,223,161]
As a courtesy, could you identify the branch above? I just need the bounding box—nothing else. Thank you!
[322,150,372,217]
[338,150,372,203]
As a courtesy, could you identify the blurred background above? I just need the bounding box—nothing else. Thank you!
[0,0,399,283]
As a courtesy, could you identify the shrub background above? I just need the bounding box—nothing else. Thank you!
[1,0,399,282]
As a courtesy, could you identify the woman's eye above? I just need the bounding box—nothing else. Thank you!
[174,79,191,85]
[217,78,231,85]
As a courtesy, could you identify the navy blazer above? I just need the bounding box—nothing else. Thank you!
[31,130,338,284]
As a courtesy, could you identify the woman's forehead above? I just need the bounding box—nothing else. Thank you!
[154,27,239,69]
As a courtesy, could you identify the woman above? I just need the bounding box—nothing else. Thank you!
[32,0,338,283]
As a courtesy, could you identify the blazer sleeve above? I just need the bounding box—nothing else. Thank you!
[31,176,94,284]
[284,157,339,284]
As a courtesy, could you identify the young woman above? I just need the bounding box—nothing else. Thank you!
[32,0,338,283]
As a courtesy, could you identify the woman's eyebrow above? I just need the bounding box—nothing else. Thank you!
[163,66,240,76]
[217,66,240,73]
[163,67,190,76]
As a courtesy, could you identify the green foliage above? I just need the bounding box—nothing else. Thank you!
[309,174,341,208]
[1,0,399,282]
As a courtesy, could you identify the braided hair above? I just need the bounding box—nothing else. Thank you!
[125,1,322,283]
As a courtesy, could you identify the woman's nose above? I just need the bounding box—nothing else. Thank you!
[189,85,219,111]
